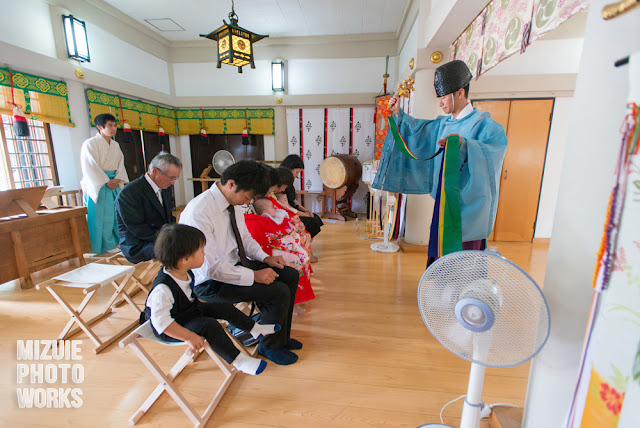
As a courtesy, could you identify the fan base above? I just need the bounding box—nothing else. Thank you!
[417,424,453,428]
[370,242,399,253]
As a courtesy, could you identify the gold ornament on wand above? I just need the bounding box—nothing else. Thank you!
[397,76,415,98]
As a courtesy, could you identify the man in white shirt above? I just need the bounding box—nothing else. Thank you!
[115,152,181,263]
[180,159,301,366]
[80,113,129,254]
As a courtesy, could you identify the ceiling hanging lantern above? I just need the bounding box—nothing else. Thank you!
[200,0,268,73]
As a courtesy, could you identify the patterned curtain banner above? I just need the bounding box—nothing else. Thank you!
[287,106,375,214]
[449,40,458,62]
[326,108,351,156]
[0,67,74,127]
[453,10,486,78]
[529,0,588,45]
[481,0,535,74]
[300,108,326,213]
[450,0,587,78]
[351,107,376,214]
[286,107,303,198]
[374,95,392,160]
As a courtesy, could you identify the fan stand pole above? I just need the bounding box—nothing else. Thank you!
[459,362,486,428]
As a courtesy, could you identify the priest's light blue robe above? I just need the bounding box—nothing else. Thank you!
[372,108,507,242]
[80,133,129,254]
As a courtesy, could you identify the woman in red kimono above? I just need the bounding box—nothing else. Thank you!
[244,198,315,313]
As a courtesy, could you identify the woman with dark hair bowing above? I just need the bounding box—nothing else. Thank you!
[279,154,324,241]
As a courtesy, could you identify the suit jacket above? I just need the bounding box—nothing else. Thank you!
[115,175,175,263]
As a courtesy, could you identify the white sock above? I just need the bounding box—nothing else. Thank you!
[233,353,267,375]
[250,323,281,339]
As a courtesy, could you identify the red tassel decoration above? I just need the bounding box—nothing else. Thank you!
[200,128,208,145]
[241,127,250,145]
[12,106,30,137]
[158,126,169,146]
[122,121,133,143]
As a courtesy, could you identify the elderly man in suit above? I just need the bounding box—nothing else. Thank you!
[115,152,182,264]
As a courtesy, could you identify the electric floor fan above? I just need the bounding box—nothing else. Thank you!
[370,189,399,253]
[417,250,550,428]
[212,150,235,175]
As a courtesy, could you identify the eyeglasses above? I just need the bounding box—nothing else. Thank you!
[158,169,180,182]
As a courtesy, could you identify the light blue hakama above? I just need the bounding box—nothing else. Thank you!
[84,170,120,254]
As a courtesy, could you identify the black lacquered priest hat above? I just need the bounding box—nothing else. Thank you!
[434,60,473,97]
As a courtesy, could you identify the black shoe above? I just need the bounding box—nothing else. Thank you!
[258,346,298,365]
[286,338,303,350]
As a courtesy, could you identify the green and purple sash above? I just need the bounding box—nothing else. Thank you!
[428,135,462,257]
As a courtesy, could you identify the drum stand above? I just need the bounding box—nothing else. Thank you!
[322,186,347,221]
[322,185,359,221]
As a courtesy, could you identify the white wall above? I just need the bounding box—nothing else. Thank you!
[82,22,171,95]
[263,135,276,161]
[173,60,273,97]
[421,0,456,48]
[398,17,418,79]
[0,0,171,96]
[535,97,572,238]
[174,56,394,97]
[49,80,94,193]
[288,57,395,95]
[523,2,640,426]
[174,135,194,206]
[0,0,56,58]
[483,39,584,76]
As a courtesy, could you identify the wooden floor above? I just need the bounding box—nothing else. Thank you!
[0,220,549,427]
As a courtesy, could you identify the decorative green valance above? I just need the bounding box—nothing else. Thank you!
[86,87,274,136]
[175,108,274,135]
[0,67,74,127]
[85,88,178,134]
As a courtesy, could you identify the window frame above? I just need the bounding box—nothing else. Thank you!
[0,114,59,190]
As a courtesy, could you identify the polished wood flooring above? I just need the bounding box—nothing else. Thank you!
[0,221,549,427]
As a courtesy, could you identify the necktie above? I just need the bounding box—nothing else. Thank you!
[227,205,251,268]
[156,189,163,206]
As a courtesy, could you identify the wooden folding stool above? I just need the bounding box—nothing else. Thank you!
[120,321,242,427]
[36,263,141,353]
[100,251,161,305]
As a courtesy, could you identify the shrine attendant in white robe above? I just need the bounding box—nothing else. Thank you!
[80,113,129,253]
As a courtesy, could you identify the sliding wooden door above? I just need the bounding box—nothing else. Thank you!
[473,99,554,242]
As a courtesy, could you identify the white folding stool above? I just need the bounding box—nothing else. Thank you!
[100,251,161,306]
[36,263,140,353]
[120,321,251,427]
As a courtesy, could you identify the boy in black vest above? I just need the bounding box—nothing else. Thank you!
[143,223,279,375]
